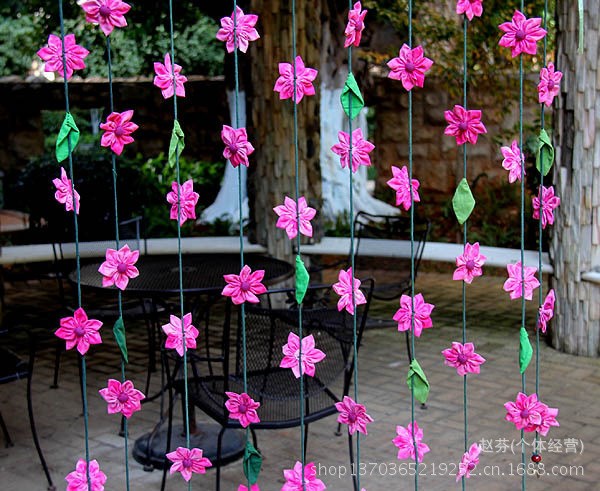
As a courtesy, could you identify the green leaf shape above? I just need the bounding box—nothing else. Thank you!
[519,326,533,374]
[452,178,476,225]
[340,72,365,120]
[536,129,555,177]
[55,113,80,163]
[113,317,128,363]
[406,359,430,404]
[168,120,185,167]
[295,255,309,304]
[243,441,262,485]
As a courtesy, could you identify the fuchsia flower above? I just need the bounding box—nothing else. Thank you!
[393,422,430,462]
[504,392,559,435]
[503,261,540,301]
[501,140,525,183]
[332,267,367,315]
[453,242,487,284]
[98,244,139,290]
[65,458,107,491]
[538,63,562,107]
[499,10,547,58]
[225,392,261,428]
[274,55,318,104]
[166,179,199,225]
[387,44,434,91]
[239,485,260,491]
[37,34,89,80]
[344,2,368,48]
[393,293,434,337]
[166,447,212,482]
[221,125,255,168]
[216,6,260,54]
[99,379,145,419]
[222,265,267,304]
[442,342,486,376]
[162,313,198,357]
[99,110,138,156]
[153,53,187,99]
[457,443,482,481]
[456,0,483,21]
[273,196,317,240]
[444,105,487,145]
[81,0,131,37]
[55,308,103,356]
[537,404,560,436]
[331,128,375,173]
[282,461,326,491]
[532,185,560,229]
[53,167,80,214]
[386,165,420,211]
[537,289,555,333]
[280,332,326,378]
[335,396,374,435]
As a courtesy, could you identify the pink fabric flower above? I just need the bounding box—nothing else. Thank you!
[393,293,434,337]
[453,242,487,284]
[538,62,562,107]
[537,403,560,436]
[442,342,486,376]
[387,44,434,91]
[444,105,487,145]
[280,332,326,378]
[221,125,255,168]
[332,267,367,315]
[53,167,81,214]
[274,55,318,104]
[37,34,89,80]
[222,265,267,305]
[273,196,317,240]
[99,379,145,419]
[393,422,430,462]
[344,2,367,48]
[537,289,555,333]
[239,486,260,491]
[162,313,198,357]
[456,0,483,21]
[501,140,525,183]
[386,165,420,211]
[335,396,374,435]
[166,447,212,482]
[166,179,199,225]
[216,6,260,54]
[503,261,540,301]
[457,443,481,481]
[499,10,547,58]
[532,185,560,229]
[98,244,139,290]
[331,128,375,173]
[99,110,138,156]
[65,458,107,491]
[225,392,261,428]
[504,392,545,432]
[81,0,131,37]
[153,53,187,99]
[55,308,103,356]
[282,461,326,491]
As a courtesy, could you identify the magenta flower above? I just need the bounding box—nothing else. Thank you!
[442,342,486,376]
[532,185,560,229]
[335,396,374,435]
[37,34,89,80]
[393,422,430,462]
[162,313,198,357]
[537,289,555,333]
[501,140,525,183]
[65,458,107,491]
[537,403,560,436]
[216,6,260,54]
[273,196,317,240]
[499,10,547,58]
[393,293,434,338]
[81,0,131,37]
[53,167,80,214]
[504,392,545,432]
[55,307,103,356]
[456,0,483,21]
[386,165,420,211]
[503,261,540,301]
[153,53,187,99]
[274,55,318,104]
[344,2,368,48]
[282,461,326,491]
[222,265,267,305]
[238,485,260,491]
[453,242,487,284]
[331,128,375,173]
[166,447,212,482]
[98,244,139,290]
[99,379,145,419]
[538,62,562,107]
[280,332,326,378]
[332,267,367,315]
[444,105,487,146]
[387,44,434,91]
[99,110,138,156]
[457,443,481,481]
[166,179,199,225]
[221,125,255,168]
[225,392,261,428]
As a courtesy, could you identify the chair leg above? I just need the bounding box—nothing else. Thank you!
[51,341,61,389]
[216,427,226,491]
[160,366,175,491]
[0,410,14,447]
[348,433,358,491]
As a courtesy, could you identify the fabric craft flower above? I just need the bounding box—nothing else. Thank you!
[225,392,261,428]
[222,265,267,304]
[498,10,547,58]
[444,104,487,146]
[335,396,374,435]
[153,53,187,99]
[100,110,138,156]
[37,34,89,80]
[504,392,545,432]
[387,44,433,91]
[99,379,145,419]
[81,0,131,37]
[532,185,560,229]
[332,267,367,315]
[393,422,430,462]
[331,128,375,173]
[344,2,367,48]
[538,62,562,107]
[537,289,555,334]
[65,458,107,491]
[274,55,318,104]
[166,447,212,482]
[457,443,482,481]
[53,167,81,214]
[537,403,560,436]
[162,313,199,357]
[393,293,434,337]
[273,196,317,240]
[282,461,326,491]
[166,179,199,225]
[55,307,103,356]
[503,261,540,301]
[221,125,255,168]
[456,0,483,21]
[501,140,525,183]
[216,6,260,54]
[280,332,326,378]
[442,342,486,376]
[98,244,139,290]
[386,165,420,211]
[453,242,487,284]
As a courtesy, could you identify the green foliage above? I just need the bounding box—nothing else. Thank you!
[324,212,352,237]
[0,14,42,76]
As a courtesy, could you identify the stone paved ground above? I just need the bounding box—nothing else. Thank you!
[1,270,599,490]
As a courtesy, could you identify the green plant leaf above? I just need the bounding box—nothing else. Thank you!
[113,317,128,363]
[452,178,476,225]
[55,113,80,163]
[340,72,365,120]
[295,255,309,304]
[519,326,532,374]
[536,129,554,176]
[243,441,262,485]
[168,120,185,168]
[406,359,430,404]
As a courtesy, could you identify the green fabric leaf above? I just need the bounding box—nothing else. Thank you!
[55,113,80,162]
[578,0,584,54]
[295,255,309,304]
[536,129,555,176]
[340,73,365,120]
[242,441,262,485]
[519,326,533,374]
[452,178,476,225]
[113,317,128,363]
[406,359,430,404]
[168,120,185,167]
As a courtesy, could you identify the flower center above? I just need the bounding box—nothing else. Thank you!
[467,462,476,471]
[238,403,247,413]
[228,142,239,153]
[114,126,125,137]
[182,458,193,469]
[74,326,86,337]
[456,353,468,364]
[117,392,129,403]
[547,80,555,90]
[347,411,357,423]
[404,61,415,73]
[458,121,469,132]
[99,5,111,17]
[520,409,530,419]
[240,280,250,292]
[117,262,128,274]
[465,260,476,271]
[515,29,526,41]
